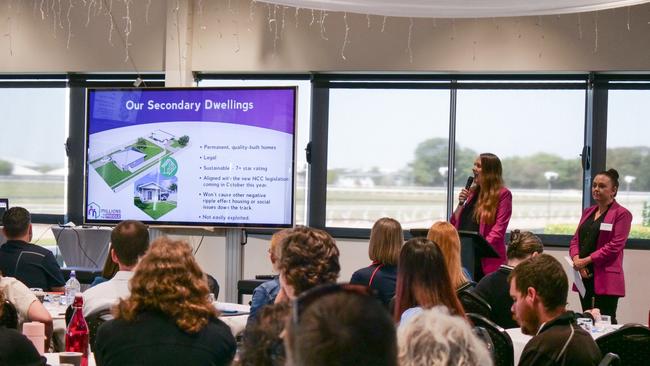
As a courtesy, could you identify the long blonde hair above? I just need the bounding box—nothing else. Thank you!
[474,153,504,225]
[114,237,218,333]
[427,222,468,289]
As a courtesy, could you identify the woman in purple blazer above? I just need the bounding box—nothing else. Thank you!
[570,169,632,323]
[450,153,512,280]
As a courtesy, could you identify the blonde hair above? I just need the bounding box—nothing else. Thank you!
[398,306,492,366]
[269,228,291,270]
[473,153,504,225]
[114,237,217,333]
[427,222,468,289]
[369,218,404,266]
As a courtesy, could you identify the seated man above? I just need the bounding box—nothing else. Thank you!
[83,220,149,316]
[1,275,53,349]
[0,207,65,291]
[473,230,543,328]
[509,254,601,366]
[285,283,397,366]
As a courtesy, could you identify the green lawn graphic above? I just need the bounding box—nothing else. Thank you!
[133,197,177,220]
[138,140,163,160]
[94,162,132,187]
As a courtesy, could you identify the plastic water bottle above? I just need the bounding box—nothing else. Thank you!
[64,270,81,306]
[65,293,89,366]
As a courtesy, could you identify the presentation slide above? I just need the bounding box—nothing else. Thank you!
[84,87,296,227]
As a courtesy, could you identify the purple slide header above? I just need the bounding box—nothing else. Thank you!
[88,88,295,135]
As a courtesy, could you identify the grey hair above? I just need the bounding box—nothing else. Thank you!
[397,306,493,366]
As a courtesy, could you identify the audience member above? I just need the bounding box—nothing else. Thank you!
[473,230,543,328]
[83,220,149,317]
[275,226,340,302]
[0,207,65,291]
[398,306,492,366]
[350,217,403,307]
[509,254,601,366]
[427,221,471,290]
[394,238,465,324]
[89,243,120,288]
[94,237,236,366]
[0,289,46,366]
[248,228,291,325]
[285,283,397,366]
[238,302,290,366]
[0,273,53,349]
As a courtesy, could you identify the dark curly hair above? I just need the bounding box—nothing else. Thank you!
[277,227,340,296]
[113,237,218,333]
[238,302,290,366]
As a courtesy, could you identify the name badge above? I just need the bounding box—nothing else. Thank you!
[600,223,613,231]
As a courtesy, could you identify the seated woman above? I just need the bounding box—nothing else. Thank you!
[237,302,291,366]
[0,287,46,366]
[247,228,291,325]
[94,237,236,366]
[398,306,492,366]
[394,238,465,324]
[89,243,119,288]
[350,217,403,307]
[427,221,471,290]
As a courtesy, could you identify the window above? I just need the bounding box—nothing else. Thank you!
[327,88,450,229]
[197,78,311,225]
[0,87,68,215]
[455,88,585,234]
[606,89,650,239]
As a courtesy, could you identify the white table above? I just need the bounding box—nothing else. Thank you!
[506,324,622,365]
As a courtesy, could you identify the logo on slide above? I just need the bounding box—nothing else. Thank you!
[160,157,178,177]
[87,202,100,219]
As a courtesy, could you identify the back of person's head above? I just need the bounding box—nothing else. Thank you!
[269,228,292,268]
[286,285,397,366]
[277,226,340,296]
[110,220,149,267]
[238,302,290,366]
[369,217,404,266]
[506,230,543,261]
[114,237,217,333]
[398,306,492,366]
[508,254,567,312]
[427,221,466,288]
[394,238,465,321]
[1,206,31,238]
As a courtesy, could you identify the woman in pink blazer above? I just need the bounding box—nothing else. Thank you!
[570,169,632,323]
[450,153,512,280]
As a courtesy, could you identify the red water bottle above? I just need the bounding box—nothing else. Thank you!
[65,293,89,366]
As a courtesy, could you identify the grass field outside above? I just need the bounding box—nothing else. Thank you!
[133,197,177,219]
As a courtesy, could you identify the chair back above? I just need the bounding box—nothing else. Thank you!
[596,324,650,366]
[456,281,477,293]
[0,301,18,329]
[597,352,621,366]
[467,313,514,366]
[458,290,492,319]
[86,309,112,351]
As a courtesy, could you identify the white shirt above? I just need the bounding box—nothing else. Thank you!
[82,271,133,317]
[0,276,38,323]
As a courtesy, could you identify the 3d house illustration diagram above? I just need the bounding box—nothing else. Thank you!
[89,130,189,192]
[133,173,178,220]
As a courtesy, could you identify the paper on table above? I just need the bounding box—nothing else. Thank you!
[564,256,586,297]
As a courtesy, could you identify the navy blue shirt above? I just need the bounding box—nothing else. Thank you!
[350,264,397,307]
[0,240,65,290]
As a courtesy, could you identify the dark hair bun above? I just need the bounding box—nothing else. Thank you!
[509,229,522,245]
[607,169,619,180]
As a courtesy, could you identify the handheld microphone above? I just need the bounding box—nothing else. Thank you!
[459,176,474,205]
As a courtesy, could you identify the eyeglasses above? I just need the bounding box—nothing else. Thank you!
[291,283,376,326]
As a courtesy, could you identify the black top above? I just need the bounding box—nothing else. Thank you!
[458,188,480,232]
[0,240,65,290]
[519,311,601,366]
[473,264,517,329]
[95,310,236,366]
[0,326,46,366]
[578,206,609,274]
[350,264,397,307]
